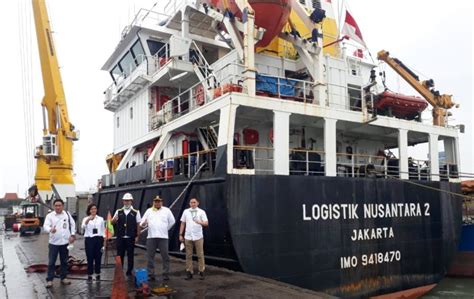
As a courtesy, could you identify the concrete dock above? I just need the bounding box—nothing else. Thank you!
[0,218,331,299]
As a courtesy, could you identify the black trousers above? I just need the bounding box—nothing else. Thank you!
[116,237,135,273]
[85,236,103,275]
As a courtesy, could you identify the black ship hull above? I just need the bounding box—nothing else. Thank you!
[96,175,462,297]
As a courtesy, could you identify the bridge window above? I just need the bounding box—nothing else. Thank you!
[147,39,165,56]
[131,40,145,65]
[110,65,122,83]
[119,51,136,77]
[116,116,120,128]
[130,107,133,119]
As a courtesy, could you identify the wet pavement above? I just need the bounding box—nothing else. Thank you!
[422,277,474,298]
[2,215,473,299]
[0,216,331,299]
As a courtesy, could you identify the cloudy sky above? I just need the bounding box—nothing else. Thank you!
[0,0,472,196]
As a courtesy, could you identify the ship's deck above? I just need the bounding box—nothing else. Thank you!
[0,216,331,298]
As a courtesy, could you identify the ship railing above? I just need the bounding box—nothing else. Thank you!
[163,0,190,18]
[289,149,326,176]
[152,148,217,182]
[129,8,174,29]
[403,158,458,181]
[405,158,431,180]
[104,56,151,106]
[326,82,375,113]
[148,44,171,75]
[212,62,319,104]
[439,161,459,181]
[214,65,372,114]
[255,74,318,104]
[336,152,387,178]
[332,154,458,181]
[158,72,241,124]
[161,81,206,123]
[233,146,274,174]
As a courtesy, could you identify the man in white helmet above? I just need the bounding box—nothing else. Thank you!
[112,192,141,276]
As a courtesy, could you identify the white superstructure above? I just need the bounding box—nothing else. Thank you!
[100,0,462,188]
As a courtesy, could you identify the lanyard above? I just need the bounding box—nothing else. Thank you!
[53,213,66,229]
[90,217,97,229]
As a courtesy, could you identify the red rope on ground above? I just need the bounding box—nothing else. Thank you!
[111,256,129,299]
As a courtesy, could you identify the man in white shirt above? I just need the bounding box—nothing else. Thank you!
[112,193,141,276]
[43,198,76,288]
[179,198,208,280]
[140,195,175,281]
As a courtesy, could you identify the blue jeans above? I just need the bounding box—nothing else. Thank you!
[47,244,69,281]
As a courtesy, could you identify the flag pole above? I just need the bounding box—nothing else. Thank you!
[104,209,114,266]
[104,212,108,266]
[104,235,108,266]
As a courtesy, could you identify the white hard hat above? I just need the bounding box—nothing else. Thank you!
[122,193,134,200]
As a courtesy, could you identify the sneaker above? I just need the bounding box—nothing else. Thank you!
[95,275,100,281]
[87,276,93,283]
[198,272,205,280]
[184,271,193,280]
[46,281,53,288]
[163,274,169,281]
[61,278,71,285]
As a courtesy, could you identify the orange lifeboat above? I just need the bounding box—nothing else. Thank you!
[375,91,428,120]
[202,0,291,47]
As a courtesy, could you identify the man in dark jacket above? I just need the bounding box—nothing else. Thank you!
[112,193,141,276]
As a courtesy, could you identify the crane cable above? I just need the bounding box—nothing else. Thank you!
[372,170,474,201]
[18,0,36,187]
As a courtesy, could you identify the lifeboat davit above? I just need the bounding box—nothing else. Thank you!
[375,91,428,120]
[202,0,291,47]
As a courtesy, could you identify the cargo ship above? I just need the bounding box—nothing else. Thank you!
[95,0,463,297]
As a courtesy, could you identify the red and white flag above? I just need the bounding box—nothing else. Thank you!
[342,10,366,48]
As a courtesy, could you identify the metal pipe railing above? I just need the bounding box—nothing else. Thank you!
[153,148,217,182]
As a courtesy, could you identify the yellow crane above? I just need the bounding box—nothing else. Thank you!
[377,50,456,127]
[30,0,78,203]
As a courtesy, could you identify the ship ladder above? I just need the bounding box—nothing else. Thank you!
[197,126,218,150]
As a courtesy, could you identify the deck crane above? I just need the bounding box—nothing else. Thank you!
[377,50,457,127]
[29,0,79,205]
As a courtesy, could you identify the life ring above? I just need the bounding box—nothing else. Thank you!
[195,84,205,106]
